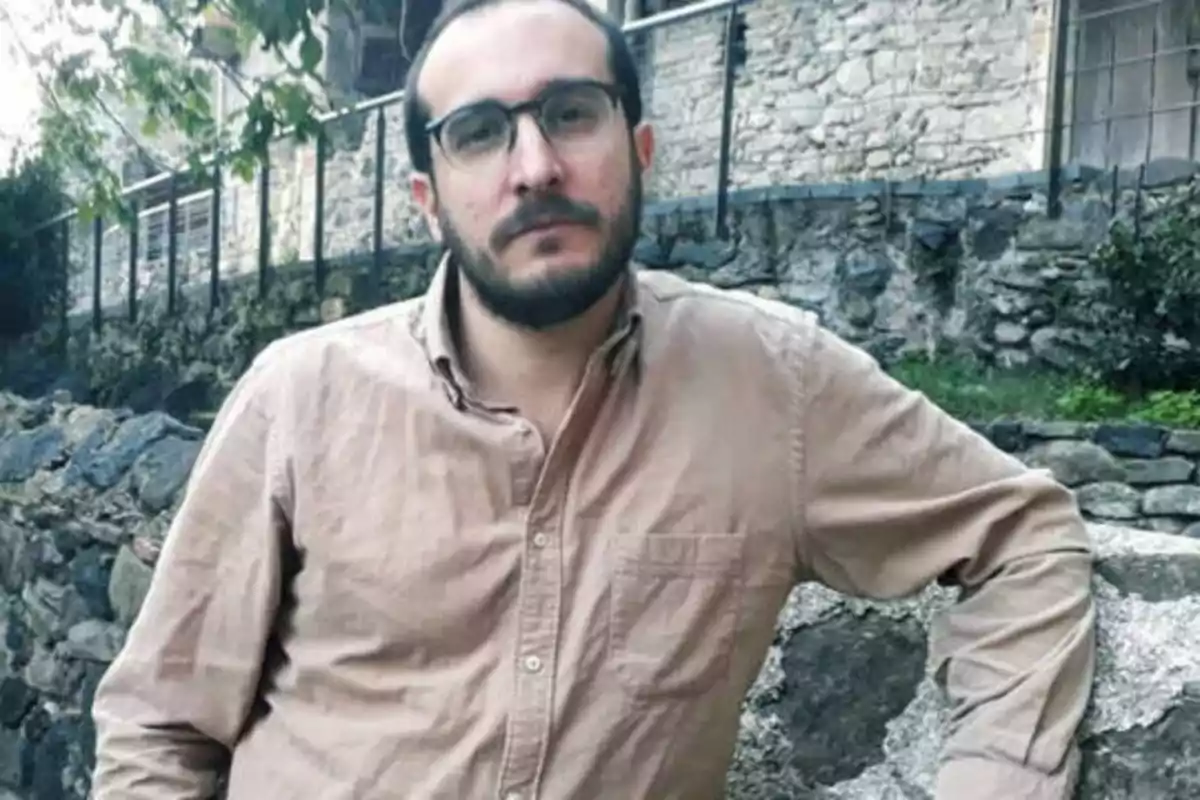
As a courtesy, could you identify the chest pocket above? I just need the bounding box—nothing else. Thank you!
[608,533,746,702]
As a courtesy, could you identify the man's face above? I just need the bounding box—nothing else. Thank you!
[411,0,655,330]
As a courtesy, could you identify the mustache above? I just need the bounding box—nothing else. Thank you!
[490,194,602,251]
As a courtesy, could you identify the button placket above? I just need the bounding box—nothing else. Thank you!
[497,359,618,800]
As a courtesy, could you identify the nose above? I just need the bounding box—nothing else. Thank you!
[506,115,564,195]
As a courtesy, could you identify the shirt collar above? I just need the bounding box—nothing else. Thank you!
[415,252,646,408]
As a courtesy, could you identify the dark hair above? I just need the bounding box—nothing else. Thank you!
[402,0,644,175]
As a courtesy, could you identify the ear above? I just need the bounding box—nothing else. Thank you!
[631,122,655,176]
[410,171,443,241]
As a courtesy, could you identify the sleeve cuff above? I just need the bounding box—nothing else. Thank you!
[935,749,1080,800]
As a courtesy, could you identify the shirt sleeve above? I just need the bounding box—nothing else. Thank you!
[792,324,1097,799]
[90,352,293,798]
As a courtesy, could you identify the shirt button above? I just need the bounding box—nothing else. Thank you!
[523,655,543,674]
[531,532,549,548]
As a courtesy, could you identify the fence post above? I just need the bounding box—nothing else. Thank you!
[714,5,741,239]
[91,215,102,335]
[315,130,327,297]
[258,155,271,297]
[59,220,70,357]
[1044,0,1071,218]
[373,105,386,304]
[209,160,222,315]
[167,174,179,314]
[128,198,139,324]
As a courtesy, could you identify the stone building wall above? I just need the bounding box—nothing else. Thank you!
[0,391,1197,799]
[65,0,1059,318]
[634,0,1053,199]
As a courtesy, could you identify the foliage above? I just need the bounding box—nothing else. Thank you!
[891,353,1200,429]
[887,352,1078,422]
[0,154,68,340]
[1078,195,1200,393]
[1,0,411,222]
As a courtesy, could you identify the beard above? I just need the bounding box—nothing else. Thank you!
[437,163,642,331]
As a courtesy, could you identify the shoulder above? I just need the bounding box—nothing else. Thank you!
[222,296,430,421]
[634,267,824,363]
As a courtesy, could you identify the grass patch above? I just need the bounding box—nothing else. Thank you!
[886,354,1200,429]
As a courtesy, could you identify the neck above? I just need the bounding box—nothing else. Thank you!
[454,271,627,409]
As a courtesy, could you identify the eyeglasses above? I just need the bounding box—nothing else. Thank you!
[425,79,623,170]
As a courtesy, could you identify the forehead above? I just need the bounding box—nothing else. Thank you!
[418,0,612,117]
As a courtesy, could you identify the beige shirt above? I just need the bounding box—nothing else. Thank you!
[90,258,1096,800]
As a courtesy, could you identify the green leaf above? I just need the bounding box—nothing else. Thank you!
[300,33,323,73]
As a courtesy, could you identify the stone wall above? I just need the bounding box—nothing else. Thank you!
[973,418,1200,538]
[0,393,1198,798]
[634,0,1053,199]
[9,161,1200,421]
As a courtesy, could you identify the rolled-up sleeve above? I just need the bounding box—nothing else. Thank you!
[90,353,293,798]
[792,326,1096,799]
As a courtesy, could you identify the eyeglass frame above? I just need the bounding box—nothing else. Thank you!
[424,77,626,168]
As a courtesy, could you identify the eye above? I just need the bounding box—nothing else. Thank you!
[444,107,509,154]
[541,87,607,136]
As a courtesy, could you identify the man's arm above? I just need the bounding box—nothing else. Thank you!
[792,326,1096,799]
[90,355,292,798]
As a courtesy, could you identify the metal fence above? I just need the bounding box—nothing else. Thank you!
[18,0,1200,341]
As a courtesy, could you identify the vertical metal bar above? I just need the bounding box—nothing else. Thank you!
[59,220,70,355]
[1044,0,1072,218]
[372,105,386,302]
[714,7,740,239]
[1110,163,1119,216]
[167,174,179,314]
[314,131,327,296]
[258,155,271,297]
[1065,9,1082,162]
[1142,1,1159,165]
[128,199,139,323]
[1104,23,1117,166]
[1134,162,1145,241]
[210,161,222,314]
[91,215,102,334]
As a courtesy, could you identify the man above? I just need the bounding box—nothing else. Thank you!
[89,0,1097,798]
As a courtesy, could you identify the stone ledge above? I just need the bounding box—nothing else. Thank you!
[728,523,1200,799]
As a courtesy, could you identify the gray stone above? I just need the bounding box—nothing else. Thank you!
[1026,420,1087,440]
[74,412,197,491]
[22,644,84,699]
[107,546,154,626]
[1094,424,1170,460]
[59,620,125,663]
[1076,482,1142,521]
[779,611,927,786]
[1167,431,1200,456]
[1077,694,1200,797]
[130,437,202,513]
[1024,440,1127,487]
[836,250,894,298]
[1016,217,1089,250]
[1185,522,1200,538]
[1125,457,1196,486]
[1030,327,1092,370]
[1143,486,1200,518]
[992,320,1029,346]
[0,427,66,484]
[0,728,21,789]
[1095,552,1200,601]
[20,581,89,643]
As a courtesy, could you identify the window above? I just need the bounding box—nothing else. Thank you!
[1066,0,1200,168]
[353,0,442,97]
